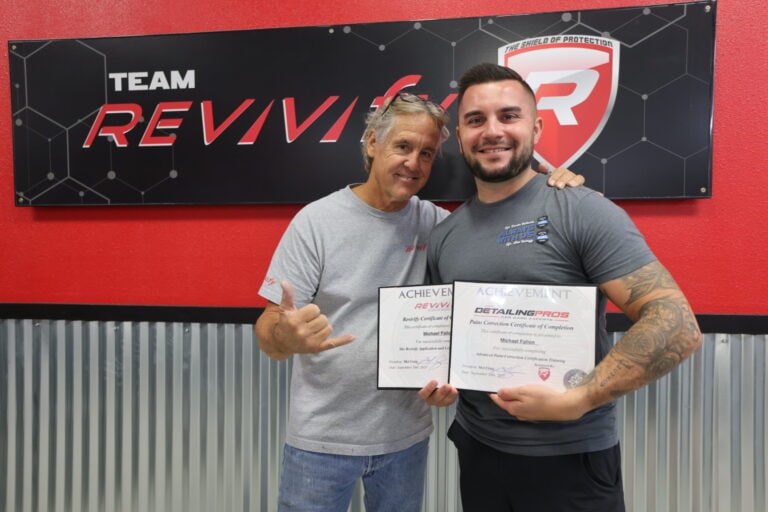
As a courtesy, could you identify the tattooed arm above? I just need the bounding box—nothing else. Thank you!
[577,261,701,408]
[489,261,702,421]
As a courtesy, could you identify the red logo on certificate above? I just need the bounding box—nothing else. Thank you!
[538,367,551,381]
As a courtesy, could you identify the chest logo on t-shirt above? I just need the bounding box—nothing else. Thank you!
[405,243,428,253]
[497,216,550,246]
[535,215,550,244]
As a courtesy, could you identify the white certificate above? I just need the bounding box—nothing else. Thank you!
[449,281,597,392]
[377,284,452,389]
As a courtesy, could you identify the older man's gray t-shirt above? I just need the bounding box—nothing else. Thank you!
[259,185,449,456]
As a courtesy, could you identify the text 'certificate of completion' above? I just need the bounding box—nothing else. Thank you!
[377,284,452,389]
[450,281,598,392]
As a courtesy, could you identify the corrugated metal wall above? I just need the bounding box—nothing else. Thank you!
[0,320,765,512]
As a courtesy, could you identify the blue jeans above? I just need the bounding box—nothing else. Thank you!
[277,438,429,512]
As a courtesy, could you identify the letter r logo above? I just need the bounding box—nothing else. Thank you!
[498,38,620,169]
[527,69,600,126]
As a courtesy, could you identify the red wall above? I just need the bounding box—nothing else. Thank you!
[0,0,765,314]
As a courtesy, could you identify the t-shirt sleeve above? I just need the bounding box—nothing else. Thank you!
[258,209,322,308]
[573,192,657,284]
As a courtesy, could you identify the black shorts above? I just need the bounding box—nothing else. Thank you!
[449,421,625,512]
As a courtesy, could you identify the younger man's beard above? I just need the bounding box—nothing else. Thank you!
[465,143,534,183]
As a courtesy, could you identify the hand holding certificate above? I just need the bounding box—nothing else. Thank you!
[378,281,597,392]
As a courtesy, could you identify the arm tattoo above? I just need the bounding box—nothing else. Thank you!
[578,262,701,404]
[619,261,678,306]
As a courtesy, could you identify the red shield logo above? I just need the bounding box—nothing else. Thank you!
[538,367,551,381]
[499,36,620,169]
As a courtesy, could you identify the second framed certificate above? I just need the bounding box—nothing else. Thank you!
[449,281,598,392]
[377,284,452,389]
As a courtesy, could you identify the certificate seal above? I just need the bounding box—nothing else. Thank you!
[563,369,587,389]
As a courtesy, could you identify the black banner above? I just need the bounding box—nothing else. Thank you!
[9,1,715,206]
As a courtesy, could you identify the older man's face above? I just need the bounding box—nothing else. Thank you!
[364,112,441,211]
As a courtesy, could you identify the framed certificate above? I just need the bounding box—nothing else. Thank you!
[377,284,452,389]
[449,281,598,392]
[377,281,598,392]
